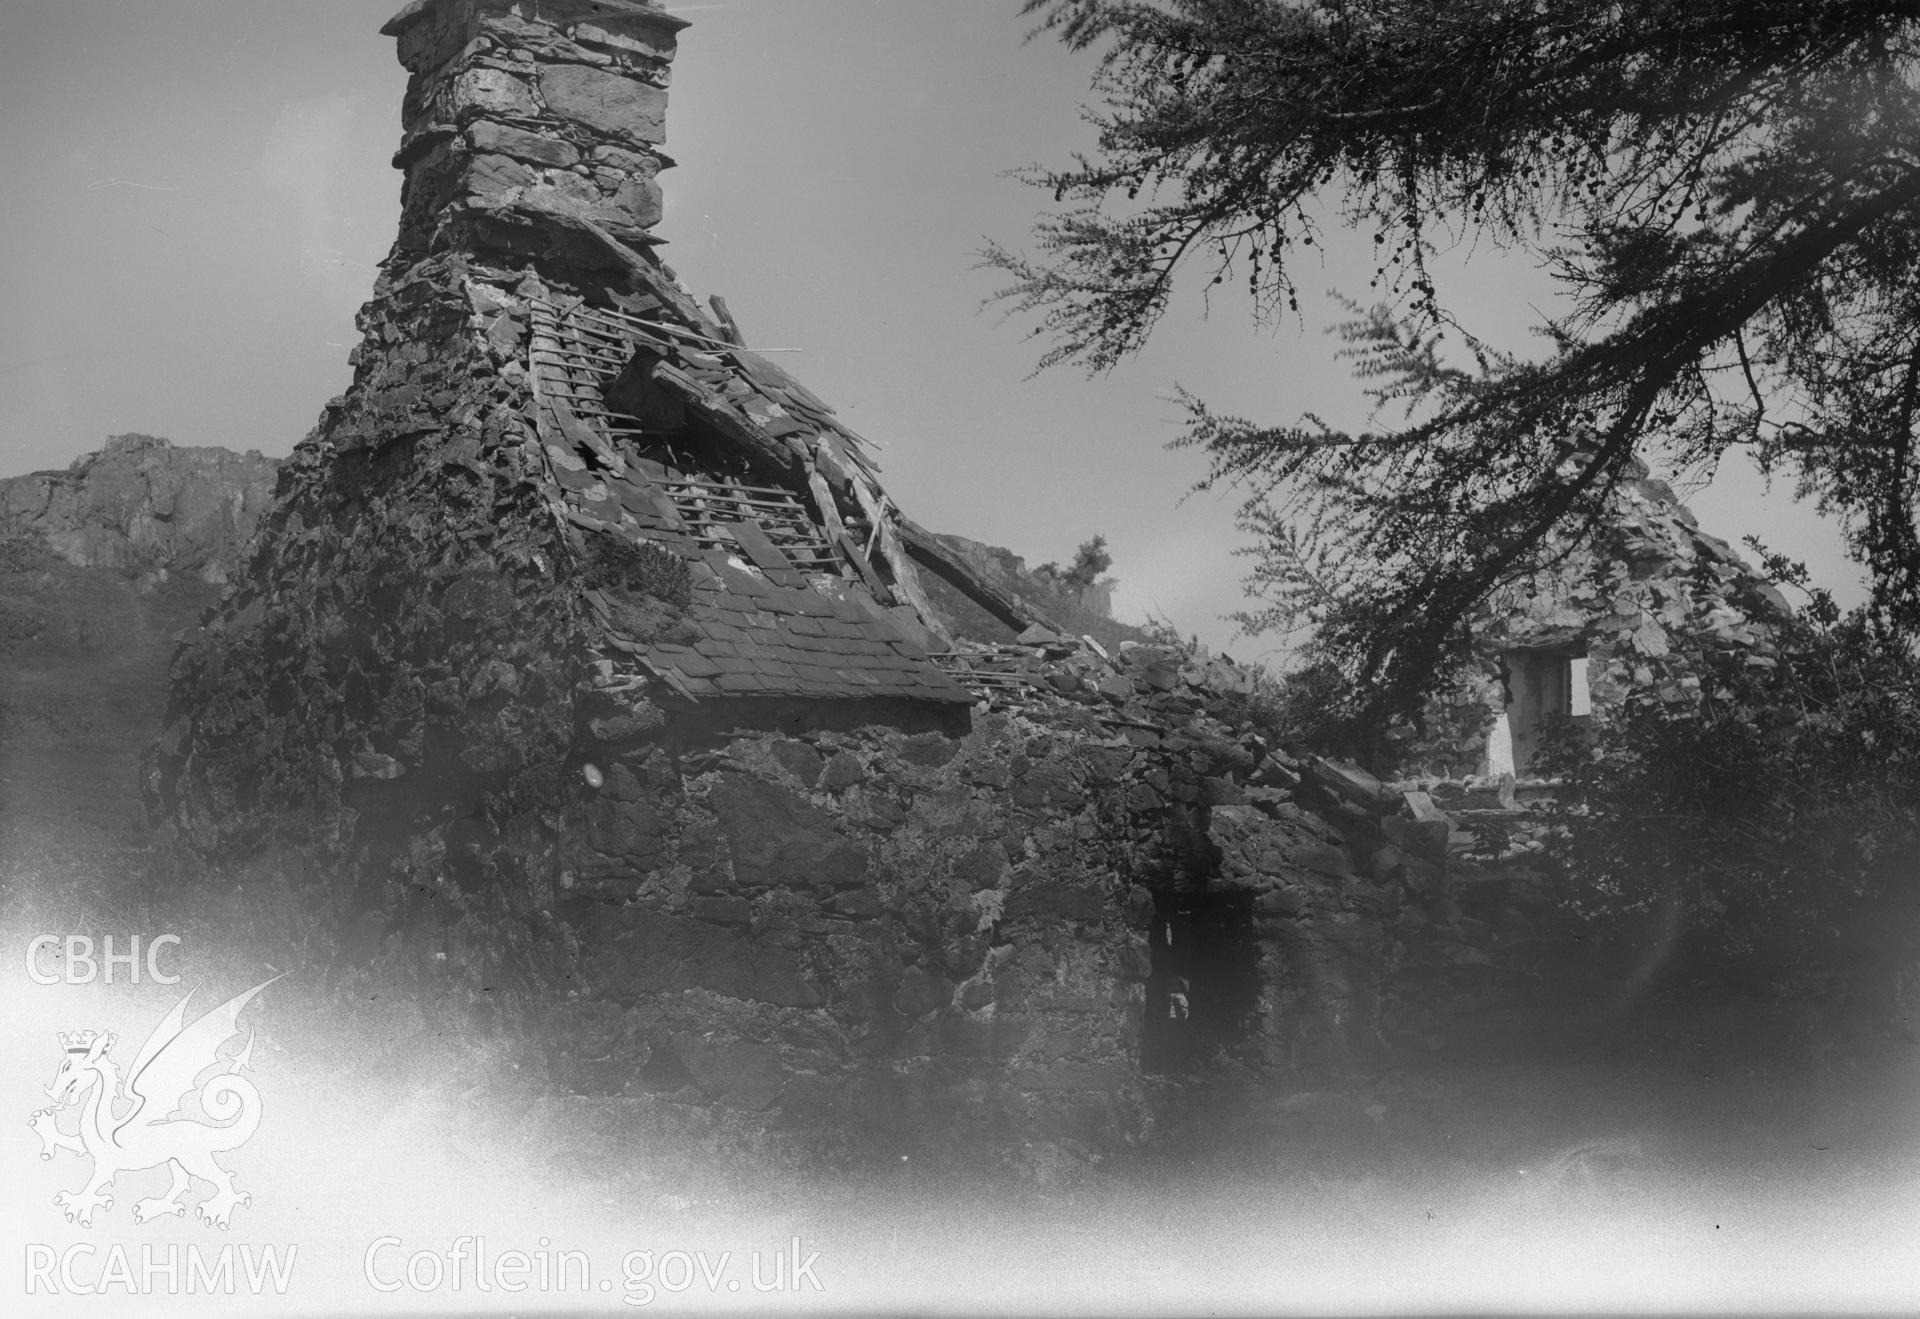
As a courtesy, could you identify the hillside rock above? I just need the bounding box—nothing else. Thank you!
[0,434,277,586]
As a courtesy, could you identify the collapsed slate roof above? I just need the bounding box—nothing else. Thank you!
[514,286,977,704]
[378,0,1083,715]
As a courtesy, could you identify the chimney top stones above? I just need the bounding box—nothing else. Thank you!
[382,0,689,46]
[382,0,686,256]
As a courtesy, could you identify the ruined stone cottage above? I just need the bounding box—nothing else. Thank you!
[1396,459,1795,784]
[144,0,1608,1166]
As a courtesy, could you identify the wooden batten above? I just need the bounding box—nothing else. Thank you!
[807,468,848,542]
[834,531,894,604]
[708,295,745,346]
[836,470,948,647]
[896,517,1065,637]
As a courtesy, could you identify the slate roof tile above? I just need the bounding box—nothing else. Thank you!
[536,347,971,706]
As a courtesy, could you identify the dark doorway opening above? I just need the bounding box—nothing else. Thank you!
[1141,891,1261,1074]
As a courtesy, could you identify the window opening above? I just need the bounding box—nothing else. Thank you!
[1497,647,1591,774]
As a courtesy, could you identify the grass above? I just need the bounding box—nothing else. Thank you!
[0,543,215,926]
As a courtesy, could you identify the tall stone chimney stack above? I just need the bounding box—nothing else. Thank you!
[382,0,689,258]
[150,2,699,896]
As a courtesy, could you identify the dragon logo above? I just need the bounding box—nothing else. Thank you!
[28,976,281,1230]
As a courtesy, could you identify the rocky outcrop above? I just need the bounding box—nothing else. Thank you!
[0,434,277,587]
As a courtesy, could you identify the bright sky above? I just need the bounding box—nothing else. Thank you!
[0,0,1869,653]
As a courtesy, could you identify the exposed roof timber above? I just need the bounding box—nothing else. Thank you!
[515,216,1062,656]
[650,362,804,482]
[708,296,745,346]
[805,469,848,543]
[896,517,1066,638]
[835,469,948,648]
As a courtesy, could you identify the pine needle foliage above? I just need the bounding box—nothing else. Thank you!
[989,0,1920,721]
